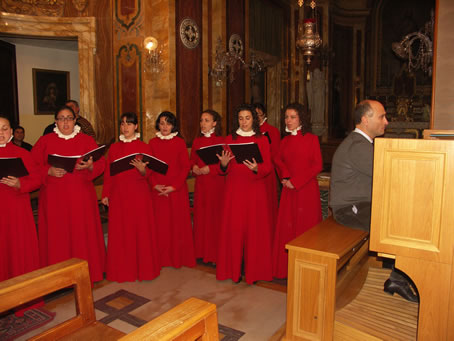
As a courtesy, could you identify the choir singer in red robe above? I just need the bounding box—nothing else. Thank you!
[148,111,196,268]
[190,110,225,264]
[32,105,106,283]
[216,104,273,284]
[272,102,322,278]
[0,115,41,282]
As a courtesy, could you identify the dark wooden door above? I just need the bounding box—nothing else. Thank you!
[0,40,19,127]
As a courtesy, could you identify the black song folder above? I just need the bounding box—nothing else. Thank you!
[47,154,80,173]
[47,145,107,173]
[110,153,168,176]
[228,142,263,164]
[0,157,29,178]
[195,144,224,165]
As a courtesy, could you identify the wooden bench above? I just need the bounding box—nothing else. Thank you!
[284,216,369,341]
[0,258,219,341]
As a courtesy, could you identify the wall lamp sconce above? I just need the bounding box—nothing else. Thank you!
[144,36,163,74]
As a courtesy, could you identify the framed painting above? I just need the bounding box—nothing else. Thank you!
[33,68,70,115]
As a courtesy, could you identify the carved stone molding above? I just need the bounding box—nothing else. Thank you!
[0,0,65,16]
[0,12,97,128]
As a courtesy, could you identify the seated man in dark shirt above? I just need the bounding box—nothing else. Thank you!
[12,125,33,151]
[330,99,418,302]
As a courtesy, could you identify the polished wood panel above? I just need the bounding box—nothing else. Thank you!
[176,0,203,145]
[120,297,219,341]
[226,0,246,132]
[370,138,454,340]
[284,217,368,341]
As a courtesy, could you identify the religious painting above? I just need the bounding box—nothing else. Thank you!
[33,68,70,115]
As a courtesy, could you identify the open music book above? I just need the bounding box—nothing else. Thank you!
[228,142,263,164]
[0,157,29,178]
[195,143,224,165]
[110,153,168,176]
[47,145,107,173]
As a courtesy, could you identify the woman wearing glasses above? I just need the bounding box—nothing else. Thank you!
[32,105,106,283]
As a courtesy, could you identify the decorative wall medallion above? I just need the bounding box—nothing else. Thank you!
[1,0,65,16]
[179,18,200,49]
[229,34,243,58]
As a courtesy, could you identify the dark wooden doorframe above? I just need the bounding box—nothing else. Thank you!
[0,40,19,127]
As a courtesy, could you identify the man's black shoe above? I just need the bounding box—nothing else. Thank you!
[384,279,418,303]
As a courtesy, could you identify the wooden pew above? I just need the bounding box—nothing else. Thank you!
[0,258,219,341]
[284,216,369,341]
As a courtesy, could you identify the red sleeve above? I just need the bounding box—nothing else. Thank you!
[255,136,272,179]
[30,136,51,185]
[18,149,41,193]
[269,125,281,159]
[79,136,105,181]
[273,137,289,180]
[101,146,114,199]
[148,139,158,188]
[189,138,201,170]
[290,135,322,190]
[170,139,191,190]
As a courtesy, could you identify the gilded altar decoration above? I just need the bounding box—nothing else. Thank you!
[179,18,200,49]
[72,0,88,14]
[229,34,243,57]
[1,0,64,16]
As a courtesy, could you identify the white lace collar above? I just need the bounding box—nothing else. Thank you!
[285,125,302,136]
[156,131,178,140]
[54,124,81,140]
[120,132,140,143]
[259,117,267,126]
[202,128,215,138]
[236,128,255,137]
[0,135,13,148]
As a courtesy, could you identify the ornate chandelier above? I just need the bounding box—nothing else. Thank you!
[296,0,322,65]
[209,36,265,87]
[391,10,434,76]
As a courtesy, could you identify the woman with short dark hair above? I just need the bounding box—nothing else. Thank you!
[101,112,161,282]
[148,111,195,268]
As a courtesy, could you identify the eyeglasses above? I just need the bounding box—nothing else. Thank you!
[56,116,75,122]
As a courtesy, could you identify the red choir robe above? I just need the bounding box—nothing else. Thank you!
[102,139,161,282]
[272,132,322,278]
[260,120,281,232]
[148,135,196,268]
[216,134,273,284]
[190,135,225,263]
[0,143,41,281]
[32,131,106,282]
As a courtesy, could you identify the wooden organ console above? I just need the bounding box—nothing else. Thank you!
[284,136,454,340]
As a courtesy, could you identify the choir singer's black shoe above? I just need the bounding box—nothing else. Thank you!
[384,279,418,303]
